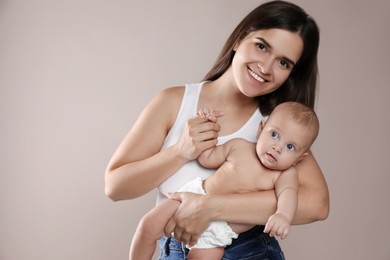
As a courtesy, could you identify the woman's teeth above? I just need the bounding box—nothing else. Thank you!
[248,68,265,82]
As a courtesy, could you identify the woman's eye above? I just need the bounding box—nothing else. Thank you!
[287,144,295,151]
[256,42,267,52]
[279,60,290,70]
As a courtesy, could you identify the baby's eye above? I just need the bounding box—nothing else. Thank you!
[271,131,278,138]
[286,144,295,151]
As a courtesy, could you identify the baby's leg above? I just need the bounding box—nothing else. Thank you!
[129,199,180,260]
[188,247,224,260]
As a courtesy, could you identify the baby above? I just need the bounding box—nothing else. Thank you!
[129,101,320,260]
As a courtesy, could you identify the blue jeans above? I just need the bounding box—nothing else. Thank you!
[158,225,285,260]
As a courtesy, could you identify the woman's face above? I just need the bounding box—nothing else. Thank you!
[232,29,304,97]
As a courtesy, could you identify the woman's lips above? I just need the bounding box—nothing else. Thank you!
[248,67,266,82]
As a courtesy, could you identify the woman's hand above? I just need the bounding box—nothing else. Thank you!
[164,192,213,247]
[174,109,224,161]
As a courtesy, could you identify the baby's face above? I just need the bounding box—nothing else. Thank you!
[256,113,311,171]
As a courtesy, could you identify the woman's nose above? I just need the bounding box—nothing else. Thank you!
[257,59,272,75]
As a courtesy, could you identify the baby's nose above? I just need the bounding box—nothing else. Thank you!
[272,145,281,153]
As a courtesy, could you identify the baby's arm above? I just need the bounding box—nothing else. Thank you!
[196,107,231,168]
[197,142,231,169]
[264,166,299,239]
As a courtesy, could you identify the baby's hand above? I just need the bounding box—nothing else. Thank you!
[264,213,291,239]
[197,107,224,122]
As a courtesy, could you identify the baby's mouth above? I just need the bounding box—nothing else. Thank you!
[266,152,276,162]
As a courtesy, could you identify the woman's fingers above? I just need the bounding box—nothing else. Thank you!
[167,192,209,246]
[176,119,217,160]
[178,232,191,246]
[190,116,221,133]
[176,116,221,160]
[164,217,176,237]
[188,236,198,247]
[190,119,220,145]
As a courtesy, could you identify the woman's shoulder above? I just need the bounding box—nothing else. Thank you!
[158,85,185,98]
[152,86,185,108]
[149,86,186,128]
[156,83,203,110]
[158,82,203,99]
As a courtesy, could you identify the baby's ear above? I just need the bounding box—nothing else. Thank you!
[294,152,308,165]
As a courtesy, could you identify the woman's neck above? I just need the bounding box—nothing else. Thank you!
[200,73,260,136]
[203,72,258,110]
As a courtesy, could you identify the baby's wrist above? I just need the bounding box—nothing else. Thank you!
[274,212,292,222]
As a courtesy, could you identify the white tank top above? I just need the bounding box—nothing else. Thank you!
[157,82,266,203]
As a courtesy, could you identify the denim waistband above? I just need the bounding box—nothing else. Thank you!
[235,225,265,240]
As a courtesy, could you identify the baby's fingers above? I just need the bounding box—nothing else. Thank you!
[280,227,290,240]
[263,221,274,234]
[197,108,224,122]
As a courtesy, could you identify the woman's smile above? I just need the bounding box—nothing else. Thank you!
[248,67,266,83]
[232,29,303,97]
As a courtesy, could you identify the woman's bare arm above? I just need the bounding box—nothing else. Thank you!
[105,87,185,200]
[292,150,330,224]
[105,87,222,201]
[166,150,329,244]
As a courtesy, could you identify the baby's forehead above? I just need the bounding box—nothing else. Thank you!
[266,117,314,141]
[267,114,296,126]
[269,113,312,129]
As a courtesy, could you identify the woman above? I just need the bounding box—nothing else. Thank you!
[105,1,329,259]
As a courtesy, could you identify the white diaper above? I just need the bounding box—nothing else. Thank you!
[178,177,238,249]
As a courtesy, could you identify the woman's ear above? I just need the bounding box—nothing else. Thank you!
[233,41,240,51]
[256,120,266,139]
[260,120,266,130]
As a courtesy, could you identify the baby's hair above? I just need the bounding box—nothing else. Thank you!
[273,102,320,144]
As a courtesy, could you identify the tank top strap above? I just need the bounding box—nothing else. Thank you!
[218,109,266,144]
[162,82,204,149]
[175,82,202,124]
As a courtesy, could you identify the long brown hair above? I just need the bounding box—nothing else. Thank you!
[203,1,320,115]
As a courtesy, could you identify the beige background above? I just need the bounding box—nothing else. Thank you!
[1,0,389,259]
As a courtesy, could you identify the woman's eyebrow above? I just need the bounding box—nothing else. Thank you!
[256,37,297,66]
